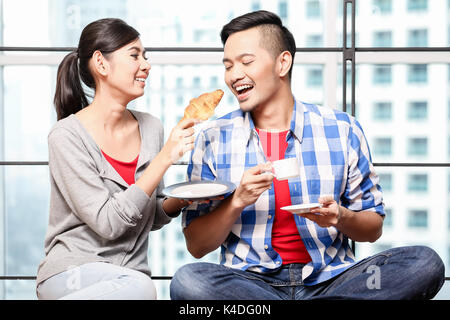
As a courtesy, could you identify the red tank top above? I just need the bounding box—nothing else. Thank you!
[101,150,139,186]
[256,128,311,265]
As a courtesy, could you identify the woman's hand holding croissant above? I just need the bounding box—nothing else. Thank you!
[162,118,199,164]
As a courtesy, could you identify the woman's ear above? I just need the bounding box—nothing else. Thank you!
[92,50,109,77]
[277,51,293,78]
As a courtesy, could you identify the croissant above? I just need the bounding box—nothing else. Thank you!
[181,89,224,122]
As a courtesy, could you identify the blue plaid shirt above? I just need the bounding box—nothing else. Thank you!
[182,99,385,285]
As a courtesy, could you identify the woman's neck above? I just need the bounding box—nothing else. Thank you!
[89,91,130,131]
[81,91,133,135]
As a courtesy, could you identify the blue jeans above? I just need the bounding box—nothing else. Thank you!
[170,246,445,300]
[36,262,157,300]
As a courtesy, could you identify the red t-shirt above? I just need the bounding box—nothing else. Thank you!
[256,128,311,265]
[101,150,139,186]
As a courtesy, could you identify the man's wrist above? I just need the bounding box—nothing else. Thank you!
[336,205,351,229]
[229,193,245,211]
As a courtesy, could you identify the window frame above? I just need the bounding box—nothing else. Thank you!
[1,0,450,289]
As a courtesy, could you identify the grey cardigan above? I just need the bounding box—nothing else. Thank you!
[36,110,174,286]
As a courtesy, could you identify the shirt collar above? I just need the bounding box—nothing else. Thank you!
[290,98,305,143]
[242,97,305,144]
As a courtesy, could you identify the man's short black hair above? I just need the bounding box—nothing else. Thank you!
[220,10,296,79]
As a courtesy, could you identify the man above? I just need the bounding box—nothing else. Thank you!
[170,10,444,300]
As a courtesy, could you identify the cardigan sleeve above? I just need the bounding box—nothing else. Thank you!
[151,122,174,230]
[48,127,150,240]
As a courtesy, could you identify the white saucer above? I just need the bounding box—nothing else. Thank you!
[162,180,236,201]
[281,203,323,214]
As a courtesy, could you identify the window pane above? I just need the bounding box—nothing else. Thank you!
[5,166,49,274]
[3,66,56,161]
[355,63,447,164]
[355,167,449,293]
[2,0,337,48]
[292,64,327,106]
[305,34,323,47]
[359,0,448,47]
[3,166,49,299]
[0,62,330,163]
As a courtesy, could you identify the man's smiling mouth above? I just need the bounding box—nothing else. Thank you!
[234,83,254,102]
[235,84,254,95]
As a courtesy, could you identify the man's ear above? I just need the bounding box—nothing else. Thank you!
[277,51,293,78]
[92,50,109,77]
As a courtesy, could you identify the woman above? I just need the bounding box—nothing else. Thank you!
[36,18,197,300]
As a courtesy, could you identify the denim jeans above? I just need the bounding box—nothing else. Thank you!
[36,262,156,300]
[170,246,445,300]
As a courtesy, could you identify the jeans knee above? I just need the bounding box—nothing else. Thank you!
[170,263,210,300]
[422,246,444,280]
[414,246,444,274]
[170,264,193,299]
[401,246,445,298]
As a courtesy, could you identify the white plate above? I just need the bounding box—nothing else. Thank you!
[162,180,236,201]
[281,203,323,214]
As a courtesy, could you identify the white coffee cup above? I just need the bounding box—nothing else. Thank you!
[271,158,300,180]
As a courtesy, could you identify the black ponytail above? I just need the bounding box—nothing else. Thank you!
[54,51,88,120]
[53,18,140,120]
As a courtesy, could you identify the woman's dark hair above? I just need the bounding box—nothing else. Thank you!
[220,10,296,79]
[54,18,140,120]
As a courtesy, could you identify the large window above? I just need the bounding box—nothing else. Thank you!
[1,0,449,300]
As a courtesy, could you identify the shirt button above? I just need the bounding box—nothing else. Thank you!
[268,215,272,220]
[264,244,269,250]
